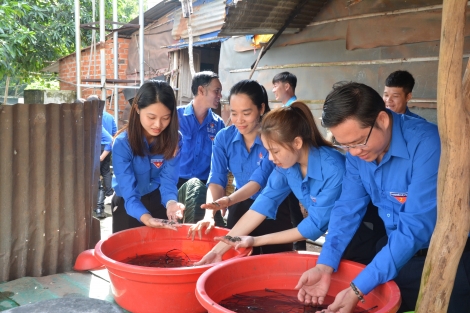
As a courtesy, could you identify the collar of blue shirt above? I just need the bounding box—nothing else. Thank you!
[183,100,215,125]
[285,146,323,181]
[384,110,411,161]
[231,128,263,146]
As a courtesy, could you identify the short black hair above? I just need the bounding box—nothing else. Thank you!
[191,71,219,96]
[272,72,297,91]
[322,82,386,129]
[385,70,415,94]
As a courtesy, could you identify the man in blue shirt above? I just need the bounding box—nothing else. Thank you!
[383,70,424,120]
[177,71,225,187]
[272,71,297,107]
[88,95,118,219]
[272,71,304,250]
[295,82,470,313]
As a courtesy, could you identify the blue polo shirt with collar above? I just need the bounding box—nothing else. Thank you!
[102,111,117,151]
[101,126,113,150]
[404,107,425,120]
[250,146,345,240]
[317,110,441,295]
[177,101,225,181]
[111,131,182,221]
[283,95,297,107]
[207,125,274,199]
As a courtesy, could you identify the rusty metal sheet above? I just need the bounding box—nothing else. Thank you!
[126,16,176,76]
[219,0,328,36]
[172,0,227,40]
[119,0,180,37]
[0,101,103,282]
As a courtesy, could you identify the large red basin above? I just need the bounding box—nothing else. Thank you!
[78,225,250,313]
[196,251,401,313]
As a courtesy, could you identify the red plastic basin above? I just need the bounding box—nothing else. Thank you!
[89,225,250,313]
[196,251,401,313]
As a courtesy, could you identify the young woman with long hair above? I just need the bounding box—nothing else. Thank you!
[195,101,345,264]
[188,79,293,255]
[111,80,184,233]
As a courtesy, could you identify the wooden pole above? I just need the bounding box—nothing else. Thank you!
[248,46,265,80]
[415,0,470,312]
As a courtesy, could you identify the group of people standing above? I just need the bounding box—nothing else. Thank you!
[103,70,469,313]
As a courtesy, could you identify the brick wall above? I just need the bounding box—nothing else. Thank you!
[59,38,131,128]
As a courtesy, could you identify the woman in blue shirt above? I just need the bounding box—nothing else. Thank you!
[111,80,184,233]
[195,101,345,265]
[189,79,293,255]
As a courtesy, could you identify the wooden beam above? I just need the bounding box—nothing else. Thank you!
[416,0,470,312]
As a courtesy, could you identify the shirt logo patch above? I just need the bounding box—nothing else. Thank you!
[390,192,407,203]
[310,195,316,203]
[207,122,217,134]
[208,134,215,141]
[151,158,164,168]
[257,152,264,166]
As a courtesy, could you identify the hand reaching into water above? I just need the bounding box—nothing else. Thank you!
[295,265,333,306]
[193,250,223,266]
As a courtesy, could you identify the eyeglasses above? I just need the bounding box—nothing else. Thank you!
[333,123,374,150]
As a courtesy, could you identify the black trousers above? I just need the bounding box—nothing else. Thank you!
[342,202,387,265]
[287,192,307,251]
[111,188,167,233]
[226,198,293,255]
[97,145,113,210]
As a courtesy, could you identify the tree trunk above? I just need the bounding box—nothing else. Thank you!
[416,0,470,312]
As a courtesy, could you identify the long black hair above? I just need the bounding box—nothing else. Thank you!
[115,80,179,159]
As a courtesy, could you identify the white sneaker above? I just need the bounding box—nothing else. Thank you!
[104,192,114,205]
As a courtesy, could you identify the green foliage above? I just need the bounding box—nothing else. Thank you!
[0,0,142,81]
[25,76,60,91]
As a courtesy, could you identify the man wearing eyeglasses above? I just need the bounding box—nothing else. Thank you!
[295,82,470,313]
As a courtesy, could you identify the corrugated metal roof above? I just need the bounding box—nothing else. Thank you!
[0,101,102,282]
[165,36,229,50]
[119,0,180,37]
[172,0,227,40]
[219,0,329,36]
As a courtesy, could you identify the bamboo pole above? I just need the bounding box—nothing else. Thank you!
[415,0,470,312]
[3,76,9,105]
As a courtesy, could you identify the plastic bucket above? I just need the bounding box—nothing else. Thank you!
[74,225,250,313]
[196,251,401,313]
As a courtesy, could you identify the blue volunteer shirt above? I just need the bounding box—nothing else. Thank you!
[283,95,297,107]
[207,125,274,199]
[101,126,113,150]
[317,110,440,295]
[177,102,225,181]
[111,131,182,221]
[251,146,345,240]
[404,107,425,120]
[102,111,118,151]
